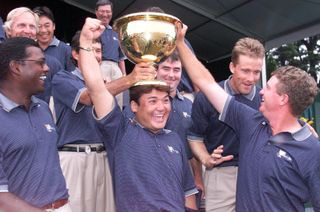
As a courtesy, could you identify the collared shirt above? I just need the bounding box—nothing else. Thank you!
[188,78,261,167]
[221,97,320,211]
[97,104,197,211]
[52,68,103,147]
[0,17,5,43]
[123,90,193,159]
[44,36,74,71]
[101,25,125,62]
[0,92,68,207]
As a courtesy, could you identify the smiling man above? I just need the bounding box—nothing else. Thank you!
[33,6,74,72]
[78,17,198,211]
[3,7,63,103]
[0,37,70,211]
[188,37,265,212]
[176,22,320,211]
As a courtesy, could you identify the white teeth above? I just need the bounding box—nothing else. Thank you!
[40,76,47,80]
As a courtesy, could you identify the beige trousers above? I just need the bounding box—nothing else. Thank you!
[59,147,115,212]
[100,60,123,109]
[204,166,238,212]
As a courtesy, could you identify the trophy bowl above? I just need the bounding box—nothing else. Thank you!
[113,12,180,64]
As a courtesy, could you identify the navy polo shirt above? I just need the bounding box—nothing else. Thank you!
[221,97,320,211]
[97,104,197,211]
[35,54,63,103]
[52,69,103,147]
[123,90,193,159]
[0,93,68,207]
[0,17,5,43]
[188,78,261,167]
[101,25,125,62]
[44,36,75,72]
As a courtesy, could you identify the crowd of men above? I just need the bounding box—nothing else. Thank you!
[0,0,319,212]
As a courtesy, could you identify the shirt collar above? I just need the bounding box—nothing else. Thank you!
[71,67,84,81]
[175,90,184,101]
[0,92,40,112]
[269,122,312,144]
[130,117,170,135]
[106,25,112,30]
[49,36,60,47]
[224,75,256,101]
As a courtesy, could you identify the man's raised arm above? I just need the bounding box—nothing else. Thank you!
[175,23,228,114]
[79,18,114,119]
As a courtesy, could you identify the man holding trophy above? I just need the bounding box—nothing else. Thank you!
[77,14,218,210]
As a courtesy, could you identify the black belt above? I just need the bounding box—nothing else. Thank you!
[59,145,105,153]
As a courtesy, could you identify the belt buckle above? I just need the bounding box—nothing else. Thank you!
[85,145,91,154]
[96,145,104,153]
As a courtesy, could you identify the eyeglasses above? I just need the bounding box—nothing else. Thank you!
[18,59,46,68]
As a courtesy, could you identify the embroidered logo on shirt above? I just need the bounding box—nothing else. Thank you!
[277,149,292,162]
[182,112,191,118]
[113,36,118,41]
[44,124,56,132]
[167,145,180,154]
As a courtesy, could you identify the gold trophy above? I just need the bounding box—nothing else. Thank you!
[113,12,180,67]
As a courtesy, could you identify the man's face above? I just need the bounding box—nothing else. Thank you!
[131,89,171,134]
[259,76,282,117]
[18,46,49,94]
[95,5,112,26]
[92,42,102,64]
[72,42,102,65]
[157,59,182,96]
[37,16,55,46]
[229,55,263,94]
[8,12,37,39]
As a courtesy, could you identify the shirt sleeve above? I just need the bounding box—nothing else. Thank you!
[52,71,86,112]
[188,92,216,142]
[0,148,8,192]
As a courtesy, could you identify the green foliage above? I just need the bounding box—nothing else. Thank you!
[266,34,320,86]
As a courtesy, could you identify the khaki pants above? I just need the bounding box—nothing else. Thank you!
[59,146,115,212]
[100,60,123,109]
[204,166,238,212]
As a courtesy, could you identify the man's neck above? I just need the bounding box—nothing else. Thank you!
[268,112,301,135]
[0,82,32,109]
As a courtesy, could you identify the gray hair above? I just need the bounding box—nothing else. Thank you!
[3,7,39,37]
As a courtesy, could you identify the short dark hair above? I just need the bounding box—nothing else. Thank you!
[33,6,55,23]
[95,0,113,10]
[70,31,101,65]
[0,37,39,80]
[130,84,170,105]
[159,50,180,64]
[145,7,165,13]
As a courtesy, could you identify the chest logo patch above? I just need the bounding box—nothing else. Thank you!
[182,112,191,118]
[277,149,292,162]
[167,145,180,154]
[44,124,56,132]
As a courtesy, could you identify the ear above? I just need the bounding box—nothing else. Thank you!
[279,93,289,106]
[71,50,79,61]
[9,61,22,76]
[229,62,235,74]
[53,23,56,31]
[130,100,139,113]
